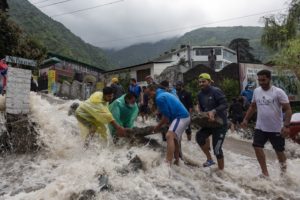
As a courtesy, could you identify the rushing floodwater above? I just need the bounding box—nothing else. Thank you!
[0,93,300,200]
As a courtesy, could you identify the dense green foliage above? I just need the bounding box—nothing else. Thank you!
[185,79,200,105]
[229,38,261,63]
[0,13,47,64]
[219,78,240,102]
[105,26,272,68]
[262,0,300,76]
[8,0,111,70]
[262,0,300,51]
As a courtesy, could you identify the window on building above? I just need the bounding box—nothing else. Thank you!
[194,48,221,56]
[223,49,236,62]
[136,68,151,82]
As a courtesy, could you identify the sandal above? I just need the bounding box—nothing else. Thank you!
[203,160,215,167]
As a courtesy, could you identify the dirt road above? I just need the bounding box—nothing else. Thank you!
[223,137,277,160]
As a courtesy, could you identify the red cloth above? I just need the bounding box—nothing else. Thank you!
[0,59,8,70]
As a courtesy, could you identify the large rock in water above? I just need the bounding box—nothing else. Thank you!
[126,126,168,139]
[0,113,40,153]
[191,112,224,128]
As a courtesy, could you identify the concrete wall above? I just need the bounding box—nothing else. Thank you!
[6,67,31,114]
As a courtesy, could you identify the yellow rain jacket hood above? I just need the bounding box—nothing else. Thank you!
[75,92,114,139]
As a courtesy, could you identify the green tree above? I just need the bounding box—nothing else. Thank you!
[228,38,261,63]
[262,0,300,75]
[274,37,300,76]
[0,12,46,63]
[261,0,300,51]
[219,78,240,102]
[0,13,21,58]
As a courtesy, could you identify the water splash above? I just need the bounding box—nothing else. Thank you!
[0,93,299,200]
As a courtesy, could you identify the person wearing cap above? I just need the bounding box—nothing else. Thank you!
[175,81,193,141]
[75,87,127,146]
[196,73,228,170]
[145,75,155,86]
[148,84,190,166]
[110,77,125,103]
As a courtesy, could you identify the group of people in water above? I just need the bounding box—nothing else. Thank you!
[74,69,292,178]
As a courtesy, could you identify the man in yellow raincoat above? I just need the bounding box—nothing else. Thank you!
[75,87,126,143]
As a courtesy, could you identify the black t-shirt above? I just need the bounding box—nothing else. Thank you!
[177,89,193,110]
[229,102,244,117]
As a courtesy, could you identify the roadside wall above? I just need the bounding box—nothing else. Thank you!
[5,67,31,114]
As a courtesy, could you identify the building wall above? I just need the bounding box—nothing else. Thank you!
[104,64,154,85]
[153,63,173,77]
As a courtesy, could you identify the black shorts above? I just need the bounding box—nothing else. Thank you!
[253,129,285,152]
[231,115,243,124]
[196,125,227,159]
[140,105,149,114]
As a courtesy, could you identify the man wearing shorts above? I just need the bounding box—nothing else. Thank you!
[196,73,228,170]
[148,84,190,166]
[242,69,292,177]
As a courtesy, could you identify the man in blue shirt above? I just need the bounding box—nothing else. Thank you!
[241,84,254,104]
[128,78,142,103]
[148,84,190,166]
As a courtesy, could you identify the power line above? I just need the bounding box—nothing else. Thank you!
[95,8,288,45]
[32,0,55,5]
[50,0,124,18]
[38,0,74,8]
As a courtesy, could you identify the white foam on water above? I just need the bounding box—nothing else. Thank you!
[0,93,300,200]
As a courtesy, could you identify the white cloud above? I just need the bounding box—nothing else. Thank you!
[29,0,288,49]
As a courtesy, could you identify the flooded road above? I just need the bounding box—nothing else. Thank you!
[0,93,300,200]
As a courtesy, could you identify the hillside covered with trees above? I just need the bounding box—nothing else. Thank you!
[8,0,110,70]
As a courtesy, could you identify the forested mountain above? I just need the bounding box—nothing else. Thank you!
[8,0,111,70]
[105,26,272,69]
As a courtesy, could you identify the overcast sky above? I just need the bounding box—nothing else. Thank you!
[29,0,289,49]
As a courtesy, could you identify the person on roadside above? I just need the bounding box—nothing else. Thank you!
[108,93,139,139]
[241,69,292,177]
[208,49,217,70]
[128,78,142,103]
[228,96,244,132]
[148,84,190,166]
[110,77,125,102]
[140,86,150,123]
[75,87,126,145]
[175,81,193,141]
[159,80,177,96]
[196,73,228,170]
[145,75,156,86]
[241,84,254,105]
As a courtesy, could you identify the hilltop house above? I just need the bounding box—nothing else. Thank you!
[154,45,237,71]
[104,45,237,85]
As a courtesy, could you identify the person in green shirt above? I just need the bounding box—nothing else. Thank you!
[109,93,139,138]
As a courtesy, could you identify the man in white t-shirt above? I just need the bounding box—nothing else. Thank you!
[241,69,292,177]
